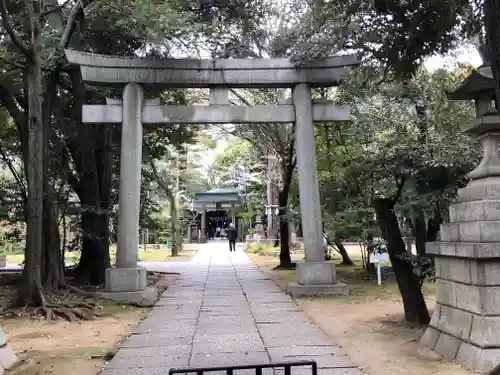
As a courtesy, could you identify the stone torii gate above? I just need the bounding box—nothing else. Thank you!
[65,49,359,298]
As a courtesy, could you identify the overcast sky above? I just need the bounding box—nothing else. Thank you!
[424,44,482,71]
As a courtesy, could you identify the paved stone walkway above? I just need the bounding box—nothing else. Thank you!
[101,242,363,375]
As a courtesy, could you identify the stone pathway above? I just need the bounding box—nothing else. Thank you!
[101,242,364,375]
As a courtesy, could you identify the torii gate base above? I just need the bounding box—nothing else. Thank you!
[66,50,358,301]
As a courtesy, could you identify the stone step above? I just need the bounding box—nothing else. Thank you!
[450,200,500,222]
[440,221,500,242]
[427,241,500,258]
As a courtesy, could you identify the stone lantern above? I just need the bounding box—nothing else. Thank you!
[420,60,500,373]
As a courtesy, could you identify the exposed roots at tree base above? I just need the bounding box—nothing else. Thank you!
[25,271,103,322]
[33,299,101,322]
[30,280,103,321]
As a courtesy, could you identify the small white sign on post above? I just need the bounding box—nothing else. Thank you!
[370,252,389,286]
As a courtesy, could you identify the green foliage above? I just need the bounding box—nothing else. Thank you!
[246,242,279,256]
[323,209,377,243]
[97,0,273,57]
[327,66,478,205]
[211,140,264,190]
[273,0,481,78]
[398,253,436,284]
[0,220,24,252]
[306,67,479,282]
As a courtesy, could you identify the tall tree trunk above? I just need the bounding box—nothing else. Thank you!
[69,68,112,284]
[333,239,354,265]
[40,69,65,292]
[22,60,45,305]
[74,141,112,284]
[373,198,430,325]
[148,159,182,257]
[414,208,427,256]
[278,190,292,268]
[426,207,442,242]
[77,209,111,284]
[169,194,180,257]
[41,191,64,290]
[277,148,296,269]
[74,142,112,285]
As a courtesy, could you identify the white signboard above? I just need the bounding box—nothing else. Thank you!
[370,252,389,263]
[370,252,390,286]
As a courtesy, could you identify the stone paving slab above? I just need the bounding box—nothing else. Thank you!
[200,306,253,315]
[105,242,363,374]
[133,318,198,334]
[122,332,193,347]
[202,297,248,306]
[102,368,275,375]
[114,344,191,358]
[147,308,199,320]
[193,332,266,353]
[250,304,302,312]
[105,354,190,369]
[275,368,364,375]
[156,299,203,307]
[190,351,269,367]
[262,333,333,348]
[188,370,275,375]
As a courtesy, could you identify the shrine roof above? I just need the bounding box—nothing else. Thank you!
[194,188,242,205]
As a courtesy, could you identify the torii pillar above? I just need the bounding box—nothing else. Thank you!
[106,83,148,293]
[287,83,350,297]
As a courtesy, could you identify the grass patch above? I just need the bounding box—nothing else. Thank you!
[246,242,280,256]
[249,253,436,302]
[137,248,193,261]
[333,260,435,300]
[4,245,198,266]
[7,252,80,266]
[245,242,304,257]
[100,299,144,316]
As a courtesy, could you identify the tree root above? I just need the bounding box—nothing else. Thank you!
[27,272,102,322]
[61,281,99,298]
[33,301,97,322]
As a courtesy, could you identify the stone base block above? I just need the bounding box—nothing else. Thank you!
[420,326,440,349]
[421,326,500,373]
[450,199,500,222]
[457,177,500,203]
[105,267,147,293]
[0,345,18,370]
[456,341,500,373]
[98,286,160,307]
[287,282,350,297]
[440,220,500,242]
[296,260,336,285]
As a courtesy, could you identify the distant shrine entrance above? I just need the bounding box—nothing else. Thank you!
[66,49,359,298]
[189,188,243,242]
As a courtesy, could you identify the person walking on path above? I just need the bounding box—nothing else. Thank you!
[226,223,238,252]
